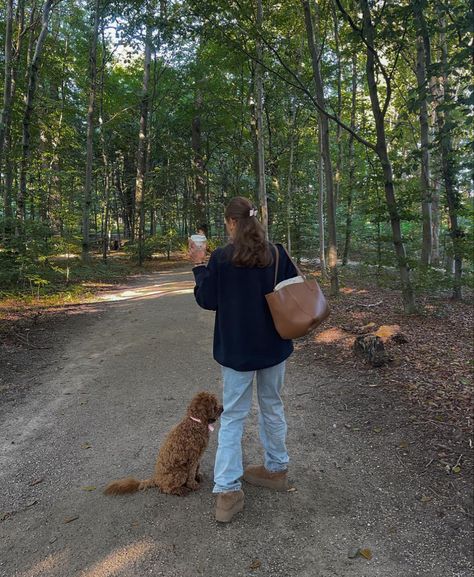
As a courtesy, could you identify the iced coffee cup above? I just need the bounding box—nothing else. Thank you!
[189,234,207,250]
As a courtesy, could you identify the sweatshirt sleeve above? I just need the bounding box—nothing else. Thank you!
[193,250,219,311]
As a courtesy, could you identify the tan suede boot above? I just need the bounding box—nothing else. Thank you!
[243,465,289,491]
[215,490,244,523]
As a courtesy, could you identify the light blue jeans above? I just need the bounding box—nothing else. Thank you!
[213,360,289,494]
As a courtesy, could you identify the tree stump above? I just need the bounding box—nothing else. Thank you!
[352,334,392,367]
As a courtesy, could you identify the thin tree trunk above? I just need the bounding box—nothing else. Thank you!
[0,0,14,240]
[256,0,268,237]
[0,0,13,171]
[192,88,206,228]
[436,15,462,299]
[302,0,338,295]
[99,22,110,262]
[332,0,342,207]
[18,0,55,235]
[49,34,67,236]
[82,0,100,261]
[249,63,260,204]
[148,55,158,237]
[4,0,25,238]
[134,2,153,265]
[343,53,357,265]
[414,10,432,266]
[113,168,121,246]
[359,0,416,313]
[286,102,297,254]
[414,1,440,264]
[318,128,327,275]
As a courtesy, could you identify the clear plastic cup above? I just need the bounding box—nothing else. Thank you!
[190,234,207,249]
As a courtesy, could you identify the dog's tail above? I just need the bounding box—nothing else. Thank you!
[104,477,157,496]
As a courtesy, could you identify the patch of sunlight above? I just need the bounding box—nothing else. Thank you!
[19,551,69,577]
[100,280,194,302]
[158,269,194,276]
[339,287,369,295]
[375,324,400,342]
[314,327,348,344]
[53,253,80,259]
[79,539,154,577]
[82,282,116,288]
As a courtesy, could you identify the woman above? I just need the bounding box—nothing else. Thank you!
[189,196,298,523]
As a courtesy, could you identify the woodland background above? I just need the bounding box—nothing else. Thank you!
[0,0,472,313]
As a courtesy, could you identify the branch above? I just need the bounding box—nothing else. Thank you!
[334,0,392,116]
[193,6,376,151]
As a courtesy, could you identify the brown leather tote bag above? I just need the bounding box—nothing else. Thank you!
[265,244,330,340]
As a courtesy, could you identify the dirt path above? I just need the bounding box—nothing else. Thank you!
[0,267,472,577]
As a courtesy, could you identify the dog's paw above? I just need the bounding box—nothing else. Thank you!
[170,486,192,497]
[195,473,203,483]
[186,481,200,491]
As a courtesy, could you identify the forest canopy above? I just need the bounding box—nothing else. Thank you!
[0,0,472,311]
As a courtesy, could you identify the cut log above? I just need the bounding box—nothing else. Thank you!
[353,334,393,367]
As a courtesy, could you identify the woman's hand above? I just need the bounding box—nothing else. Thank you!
[188,239,207,265]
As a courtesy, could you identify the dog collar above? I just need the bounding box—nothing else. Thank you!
[190,416,214,432]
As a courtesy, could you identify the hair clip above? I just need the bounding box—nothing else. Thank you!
[249,208,258,217]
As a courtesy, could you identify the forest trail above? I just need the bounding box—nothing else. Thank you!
[0,266,471,577]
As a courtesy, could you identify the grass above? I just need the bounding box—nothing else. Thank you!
[0,251,188,311]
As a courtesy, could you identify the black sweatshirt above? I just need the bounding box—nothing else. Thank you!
[192,243,298,371]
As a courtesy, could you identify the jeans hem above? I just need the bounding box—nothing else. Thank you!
[266,465,289,473]
[212,485,242,494]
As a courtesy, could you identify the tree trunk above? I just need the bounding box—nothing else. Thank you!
[3,0,25,239]
[318,128,327,275]
[302,0,338,295]
[286,102,297,254]
[192,88,206,228]
[99,22,111,262]
[256,0,268,237]
[414,9,432,266]
[0,0,14,156]
[343,53,357,265]
[148,56,159,237]
[332,0,343,207]
[0,0,14,240]
[436,15,462,299]
[359,0,416,313]
[17,0,55,236]
[81,0,100,261]
[134,2,153,265]
[414,1,440,265]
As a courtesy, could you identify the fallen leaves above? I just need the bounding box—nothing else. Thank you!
[300,275,473,478]
[1,511,15,521]
[348,547,373,560]
[249,559,261,570]
[63,515,79,524]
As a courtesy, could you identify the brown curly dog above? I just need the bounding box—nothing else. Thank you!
[104,391,223,497]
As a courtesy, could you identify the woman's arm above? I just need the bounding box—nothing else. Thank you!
[193,251,219,311]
